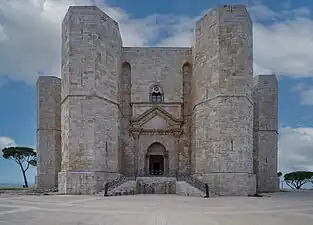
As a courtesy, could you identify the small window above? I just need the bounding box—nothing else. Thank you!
[150,86,163,103]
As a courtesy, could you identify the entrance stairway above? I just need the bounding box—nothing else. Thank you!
[99,171,212,197]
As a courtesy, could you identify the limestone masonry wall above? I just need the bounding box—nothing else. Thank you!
[253,75,279,192]
[59,6,122,194]
[192,5,255,196]
[122,47,192,175]
[122,47,191,104]
[36,76,61,190]
[119,62,133,174]
[36,4,279,196]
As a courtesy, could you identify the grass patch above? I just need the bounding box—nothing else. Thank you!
[0,187,28,191]
[0,184,36,191]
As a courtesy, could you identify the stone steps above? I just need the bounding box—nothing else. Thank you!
[99,190,136,196]
[100,177,212,197]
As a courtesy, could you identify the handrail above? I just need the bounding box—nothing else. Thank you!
[103,171,210,198]
[176,172,210,198]
[103,174,135,196]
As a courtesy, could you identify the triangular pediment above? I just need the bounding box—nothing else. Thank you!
[141,114,171,129]
[131,106,182,129]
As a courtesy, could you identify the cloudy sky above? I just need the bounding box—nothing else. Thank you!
[0,0,313,186]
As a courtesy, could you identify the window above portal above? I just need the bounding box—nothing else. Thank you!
[150,85,163,103]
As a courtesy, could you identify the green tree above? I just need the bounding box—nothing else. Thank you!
[284,171,313,190]
[2,147,37,188]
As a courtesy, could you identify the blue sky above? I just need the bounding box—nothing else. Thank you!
[0,0,313,187]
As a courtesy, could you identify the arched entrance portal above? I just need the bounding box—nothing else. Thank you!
[145,142,169,176]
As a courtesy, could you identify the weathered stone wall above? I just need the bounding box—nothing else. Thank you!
[122,47,191,104]
[122,47,192,174]
[180,63,192,173]
[120,62,133,174]
[59,172,121,195]
[137,134,178,174]
[192,5,256,195]
[35,4,280,196]
[108,180,137,195]
[252,75,278,193]
[36,76,61,190]
[59,6,122,194]
[176,181,206,197]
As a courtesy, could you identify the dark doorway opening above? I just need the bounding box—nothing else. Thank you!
[149,155,164,175]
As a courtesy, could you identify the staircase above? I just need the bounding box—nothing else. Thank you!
[100,171,211,197]
[101,173,136,196]
[176,173,211,197]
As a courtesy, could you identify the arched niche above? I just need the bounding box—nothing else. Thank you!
[149,84,164,103]
[182,62,192,74]
[122,61,131,75]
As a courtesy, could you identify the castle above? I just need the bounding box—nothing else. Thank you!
[36,5,278,196]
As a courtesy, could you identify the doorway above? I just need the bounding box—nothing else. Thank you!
[145,142,169,176]
[149,155,164,175]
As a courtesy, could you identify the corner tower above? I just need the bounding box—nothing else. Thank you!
[253,75,279,192]
[192,5,256,195]
[59,6,122,194]
[36,76,61,190]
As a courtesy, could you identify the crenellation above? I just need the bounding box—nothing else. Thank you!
[37,4,278,196]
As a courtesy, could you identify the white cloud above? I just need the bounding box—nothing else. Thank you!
[278,127,313,175]
[250,3,313,77]
[249,2,311,21]
[0,1,313,81]
[291,82,313,105]
[0,0,199,84]
[0,136,16,150]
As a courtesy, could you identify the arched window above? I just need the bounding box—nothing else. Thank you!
[150,85,163,103]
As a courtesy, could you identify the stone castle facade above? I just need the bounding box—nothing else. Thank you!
[36,5,278,196]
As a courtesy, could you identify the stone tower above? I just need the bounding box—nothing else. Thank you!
[58,6,123,194]
[253,75,279,192]
[36,4,279,196]
[192,5,256,195]
[36,76,61,189]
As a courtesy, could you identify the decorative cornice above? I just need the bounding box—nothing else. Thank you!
[129,127,181,135]
[131,106,182,124]
[131,102,183,106]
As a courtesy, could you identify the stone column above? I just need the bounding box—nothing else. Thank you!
[174,131,182,175]
[131,130,141,176]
